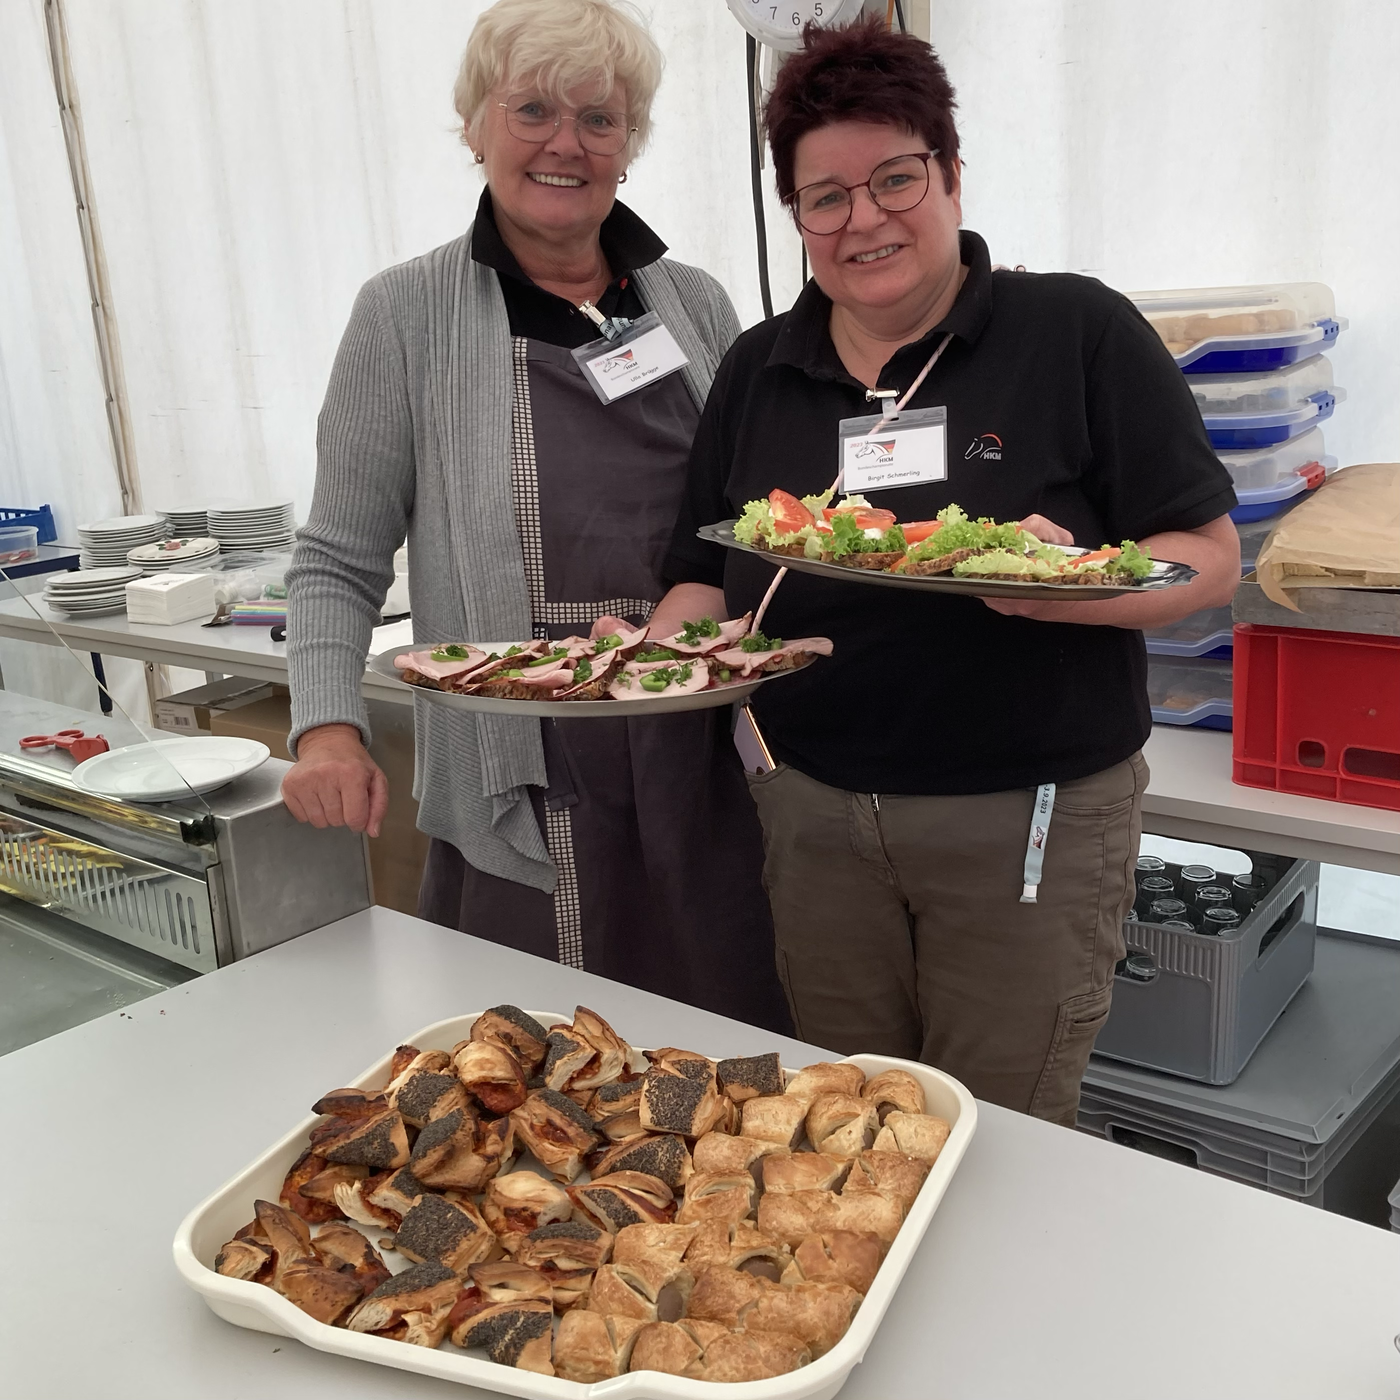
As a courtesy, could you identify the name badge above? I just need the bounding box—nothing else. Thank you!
[838,406,948,493]
[572,312,689,404]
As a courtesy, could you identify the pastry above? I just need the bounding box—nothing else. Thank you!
[214,1233,273,1282]
[715,1052,784,1102]
[639,1063,726,1139]
[390,1069,470,1128]
[541,1027,597,1092]
[252,1198,317,1289]
[872,1111,951,1163]
[742,1278,861,1358]
[278,1258,371,1325]
[612,1221,702,1268]
[393,1193,499,1273]
[468,1261,555,1306]
[781,1229,883,1294]
[385,1048,452,1096]
[566,1006,633,1090]
[805,1092,879,1157]
[570,1171,676,1232]
[345,1259,460,1336]
[588,1258,695,1323]
[451,1040,528,1115]
[757,1187,903,1247]
[676,1170,758,1226]
[310,1086,388,1122]
[481,1169,573,1248]
[628,1319,705,1377]
[762,1151,852,1194]
[312,1221,392,1293]
[510,1088,600,1181]
[587,1077,642,1124]
[470,1006,550,1074]
[691,1130,782,1185]
[365,1166,428,1221]
[681,1219,789,1279]
[515,1219,613,1273]
[537,1261,595,1311]
[843,1149,930,1211]
[330,1171,398,1228]
[740,1094,807,1149]
[861,1068,926,1122]
[553,1310,645,1382]
[685,1262,766,1328]
[688,1330,811,1383]
[320,1109,411,1171]
[279,1149,350,1223]
[453,1298,555,1374]
[590,1132,693,1189]
[645,1047,717,1083]
[596,1108,645,1142]
[411,1108,513,1192]
[785,1061,866,1105]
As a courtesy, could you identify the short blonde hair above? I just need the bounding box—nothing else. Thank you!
[454,0,663,151]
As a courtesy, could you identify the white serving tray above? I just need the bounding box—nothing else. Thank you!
[173,1010,977,1400]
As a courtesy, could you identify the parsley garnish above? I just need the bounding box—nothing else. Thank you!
[635,647,679,663]
[429,643,470,661]
[678,617,722,646]
[740,632,781,653]
[593,634,622,651]
[573,656,593,683]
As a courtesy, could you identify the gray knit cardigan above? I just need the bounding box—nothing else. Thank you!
[285,225,742,894]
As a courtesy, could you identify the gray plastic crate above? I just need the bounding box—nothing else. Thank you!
[1082,929,1400,1222]
[1095,853,1318,1084]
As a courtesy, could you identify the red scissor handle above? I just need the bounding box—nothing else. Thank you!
[19,730,109,761]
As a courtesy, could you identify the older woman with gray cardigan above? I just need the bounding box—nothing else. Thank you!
[283,0,789,1031]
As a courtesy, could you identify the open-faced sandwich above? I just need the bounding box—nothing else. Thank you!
[393,614,833,702]
[734,492,1156,585]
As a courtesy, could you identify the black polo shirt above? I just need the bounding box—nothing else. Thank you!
[664,229,1237,796]
[470,187,663,347]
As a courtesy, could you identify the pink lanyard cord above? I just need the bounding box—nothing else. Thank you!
[751,331,954,635]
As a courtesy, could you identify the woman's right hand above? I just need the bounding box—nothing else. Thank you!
[281,723,389,837]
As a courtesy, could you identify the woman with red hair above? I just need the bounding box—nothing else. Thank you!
[658,20,1240,1124]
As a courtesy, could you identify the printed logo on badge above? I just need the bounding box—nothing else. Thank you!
[839,407,949,493]
[965,433,1003,461]
[597,347,638,377]
[852,438,899,464]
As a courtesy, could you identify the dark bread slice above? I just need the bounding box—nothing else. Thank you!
[831,552,904,572]
[900,547,983,577]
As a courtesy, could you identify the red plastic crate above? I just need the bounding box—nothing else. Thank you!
[1233,623,1400,812]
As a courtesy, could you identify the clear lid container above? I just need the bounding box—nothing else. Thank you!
[1147,655,1233,726]
[1217,426,1326,491]
[1187,353,1339,417]
[1132,282,1335,353]
[1144,603,1234,657]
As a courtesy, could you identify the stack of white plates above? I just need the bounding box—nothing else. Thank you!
[126,537,221,574]
[42,566,142,616]
[207,499,297,550]
[78,514,167,568]
[159,505,210,537]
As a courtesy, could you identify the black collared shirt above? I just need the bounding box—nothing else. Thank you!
[664,230,1237,796]
[470,187,663,346]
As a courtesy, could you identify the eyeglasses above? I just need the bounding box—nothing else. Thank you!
[499,95,636,156]
[790,151,940,235]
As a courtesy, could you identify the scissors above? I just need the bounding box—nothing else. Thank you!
[19,729,110,762]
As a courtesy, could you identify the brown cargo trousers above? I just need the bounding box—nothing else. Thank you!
[746,753,1148,1126]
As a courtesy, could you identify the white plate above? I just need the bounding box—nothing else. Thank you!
[72,736,269,801]
[173,1011,976,1400]
[78,514,165,534]
[47,566,142,586]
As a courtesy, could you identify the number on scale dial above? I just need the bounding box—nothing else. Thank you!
[725,0,868,53]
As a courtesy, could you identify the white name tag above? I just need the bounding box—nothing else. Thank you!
[838,407,948,493]
[575,313,690,404]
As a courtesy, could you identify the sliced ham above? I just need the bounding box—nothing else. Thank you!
[607,659,712,701]
[393,648,488,683]
[658,613,754,656]
[710,637,834,678]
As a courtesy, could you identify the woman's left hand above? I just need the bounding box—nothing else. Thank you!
[1015,513,1075,546]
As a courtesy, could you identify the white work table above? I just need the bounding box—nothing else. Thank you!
[1,906,1397,1400]
[1,595,1398,876]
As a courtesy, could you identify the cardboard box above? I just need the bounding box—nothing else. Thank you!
[154,679,285,735]
[211,694,430,917]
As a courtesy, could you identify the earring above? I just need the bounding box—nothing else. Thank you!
[619,170,628,184]
[474,152,484,164]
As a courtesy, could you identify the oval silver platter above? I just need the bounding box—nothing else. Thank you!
[369,645,805,717]
[698,521,1198,600]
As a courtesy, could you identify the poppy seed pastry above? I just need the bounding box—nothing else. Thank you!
[391,1070,470,1128]
[454,1298,555,1373]
[510,1088,600,1182]
[394,1192,498,1273]
[570,1171,676,1233]
[716,1052,784,1102]
[590,1132,693,1189]
[515,1218,613,1272]
[639,1065,725,1139]
[345,1259,459,1335]
[470,1006,550,1073]
[451,1040,528,1115]
[321,1109,411,1171]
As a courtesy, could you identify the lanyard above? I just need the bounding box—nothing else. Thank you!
[751,331,955,634]
[1020,783,1057,904]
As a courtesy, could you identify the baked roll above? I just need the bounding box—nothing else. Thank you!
[538,1262,595,1312]
[627,1320,704,1377]
[312,1221,392,1294]
[587,1077,642,1123]
[590,1132,693,1189]
[595,1108,644,1142]
[541,1028,597,1092]
[570,1171,676,1232]
[761,1151,851,1195]
[781,1229,883,1294]
[588,1259,695,1324]
[566,1006,633,1091]
[612,1221,702,1268]
[861,1068,926,1122]
[872,1111,952,1163]
[639,1064,726,1140]
[785,1061,866,1105]
[390,1069,471,1128]
[726,1220,790,1282]
[689,1330,811,1383]
[843,1149,930,1211]
[412,1108,514,1192]
[393,1193,499,1273]
[280,1266,378,1327]
[806,1092,879,1158]
[481,1169,572,1248]
[469,1006,549,1075]
[453,1298,555,1374]
[467,1261,554,1306]
[645,1047,717,1084]
[321,1109,411,1171]
[451,1040,528,1115]
[676,1170,758,1226]
[330,1171,398,1229]
[515,1219,613,1273]
[310,1086,388,1122]
[716,1052,784,1102]
[757,1187,903,1247]
[510,1089,600,1181]
[684,1262,766,1328]
[692,1130,783,1186]
[280,1149,354,1223]
[553,1310,645,1383]
[743,1278,861,1358]
[365,1166,428,1221]
[345,1258,459,1336]
[740,1094,807,1149]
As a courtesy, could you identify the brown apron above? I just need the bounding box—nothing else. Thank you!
[419,337,791,1034]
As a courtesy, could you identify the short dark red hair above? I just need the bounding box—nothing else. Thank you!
[765,18,960,202]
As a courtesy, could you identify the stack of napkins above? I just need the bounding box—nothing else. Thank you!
[125,571,217,625]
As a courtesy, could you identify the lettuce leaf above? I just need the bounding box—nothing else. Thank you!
[1105,540,1154,578]
[828,515,906,558]
[733,498,775,544]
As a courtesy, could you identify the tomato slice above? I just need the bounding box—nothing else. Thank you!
[1073,546,1122,565]
[822,506,897,530]
[900,521,942,544]
[768,489,815,535]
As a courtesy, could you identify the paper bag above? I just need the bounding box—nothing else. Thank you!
[1255,462,1400,609]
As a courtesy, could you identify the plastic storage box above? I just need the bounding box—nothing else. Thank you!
[1130,282,1344,372]
[0,525,40,565]
[1095,852,1317,1084]
[1148,655,1233,729]
[1233,623,1400,812]
[1085,930,1400,1219]
[1145,604,1235,659]
[0,504,56,545]
[1189,354,1343,449]
[1218,426,1327,491]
